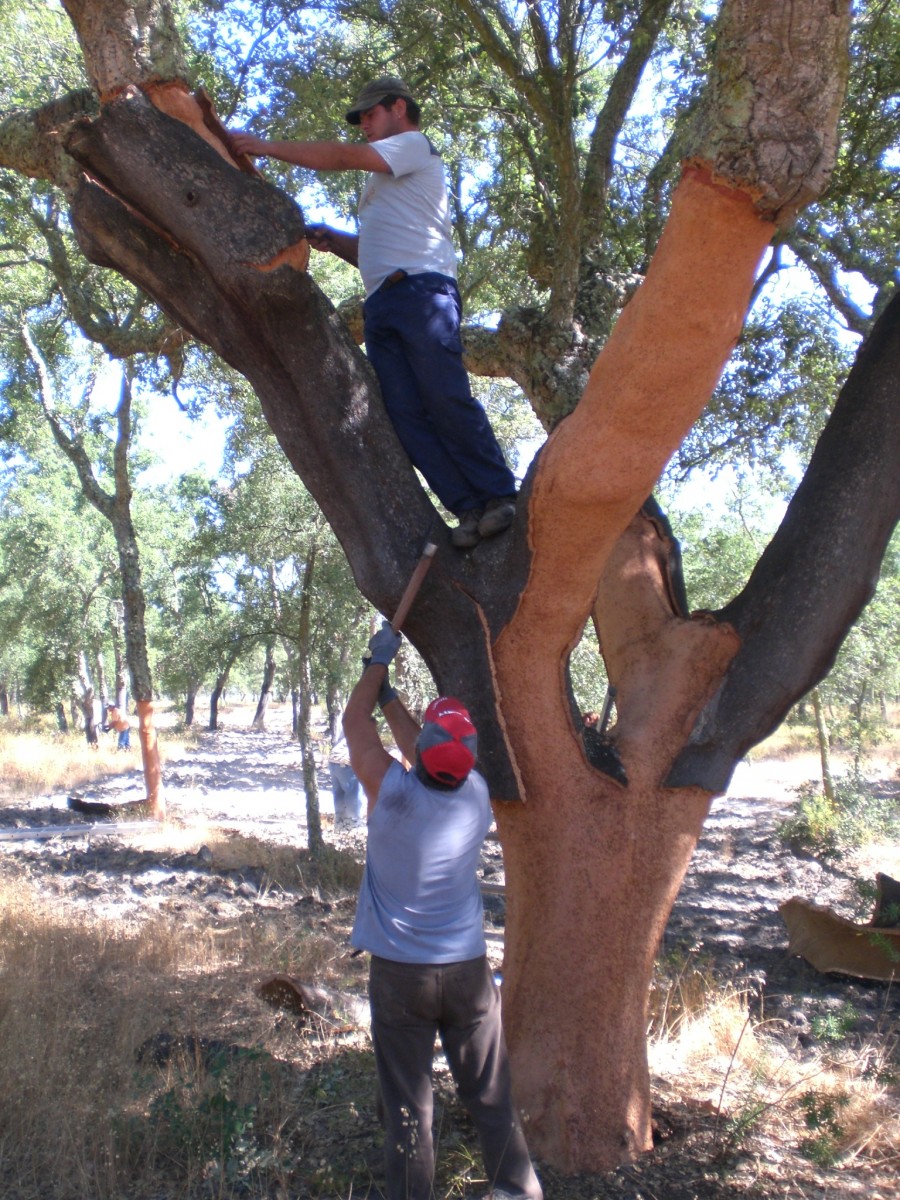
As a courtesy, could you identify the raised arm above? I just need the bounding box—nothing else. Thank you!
[343,622,403,810]
[229,133,390,173]
[380,686,421,765]
[343,665,393,809]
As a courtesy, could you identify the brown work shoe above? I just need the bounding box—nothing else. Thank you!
[478,495,516,539]
[451,508,484,548]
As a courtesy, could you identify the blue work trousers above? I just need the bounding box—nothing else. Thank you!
[369,953,543,1200]
[364,273,516,516]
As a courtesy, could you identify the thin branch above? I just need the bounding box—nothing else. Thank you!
[19,320,114,520]
[582,0,674,239]
[454,0,557,129]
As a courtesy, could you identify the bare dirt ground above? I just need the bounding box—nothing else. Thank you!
[1,708,898,1199]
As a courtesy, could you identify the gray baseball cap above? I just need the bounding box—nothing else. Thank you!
[346,76,416,124]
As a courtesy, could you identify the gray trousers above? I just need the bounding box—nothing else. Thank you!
[369,954,542,1200]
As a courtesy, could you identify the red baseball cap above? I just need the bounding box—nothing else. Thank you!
[417,697,477,785]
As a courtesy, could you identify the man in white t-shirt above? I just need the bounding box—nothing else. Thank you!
[231,77,518,549]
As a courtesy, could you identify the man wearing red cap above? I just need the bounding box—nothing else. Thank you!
[342,621,542,1200]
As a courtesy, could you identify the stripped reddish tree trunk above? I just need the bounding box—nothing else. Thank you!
[3,0,895,1174]
[492,170,772,1161]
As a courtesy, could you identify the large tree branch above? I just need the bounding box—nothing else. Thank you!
[454,0,556,128]
[667,287,900,792]
[0,91,96,189]
[61,0,188,98]
[582,0,674,243]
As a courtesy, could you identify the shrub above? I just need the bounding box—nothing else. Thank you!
[777,770,900,862]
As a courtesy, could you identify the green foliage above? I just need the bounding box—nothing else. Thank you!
[820,529,900,762]
[568,630,612,726]
[143,1044,289,1189]
[797,1088,850,1166]
[674,299,851,482]
[661,482,781,612]
[778,771,900,862]
[2,0,899,735]
[0,452,119,706]
[0,1,88,110]
[721,1092,769,1155]
[810,1003,859,1044]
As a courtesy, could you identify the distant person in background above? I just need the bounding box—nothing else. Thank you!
[329,727,363,828]
[105,705,131,751]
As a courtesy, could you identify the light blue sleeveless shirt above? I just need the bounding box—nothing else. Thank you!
[351,760,492,963]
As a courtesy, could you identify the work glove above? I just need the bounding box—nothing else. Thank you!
[378,675,398,709]
[365,620,402,668]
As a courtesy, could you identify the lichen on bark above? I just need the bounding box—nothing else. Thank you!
[685,0,852,220]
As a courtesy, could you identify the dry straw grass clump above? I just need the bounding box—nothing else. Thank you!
[647,956,900,1175]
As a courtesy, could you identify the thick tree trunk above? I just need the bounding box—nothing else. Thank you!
[492,171,771,1162]
[498,779,713,1164]
[184,684,196,727]
[497,509,742,1165]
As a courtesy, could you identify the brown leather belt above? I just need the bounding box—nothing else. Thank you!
[379,269,408,292]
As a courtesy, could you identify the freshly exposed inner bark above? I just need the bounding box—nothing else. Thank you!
[135,699,164,819]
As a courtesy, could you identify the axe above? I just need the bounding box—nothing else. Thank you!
[389,538,438,633]
[363,536,439,668]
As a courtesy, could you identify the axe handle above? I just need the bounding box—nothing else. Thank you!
[391,542,438,633]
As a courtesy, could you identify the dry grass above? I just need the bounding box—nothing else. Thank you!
[3,869,896,1200]
[0,856,368,1200]
[2,713,898,1198]
[751,704,900,767]
[0,715,199,802]
[648,958,900,1175]
[185,829,364,898]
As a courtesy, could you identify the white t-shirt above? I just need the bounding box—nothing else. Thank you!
[358,131,458,296]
